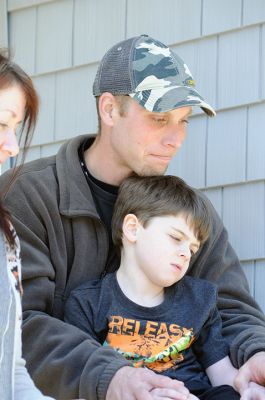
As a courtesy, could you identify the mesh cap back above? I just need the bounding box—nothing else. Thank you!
[93,37,138,95]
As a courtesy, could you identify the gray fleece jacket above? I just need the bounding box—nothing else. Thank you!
[1,134,265,400]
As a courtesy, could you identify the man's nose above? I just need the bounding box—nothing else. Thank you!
[1,129,19,157]
[162,128,187,149]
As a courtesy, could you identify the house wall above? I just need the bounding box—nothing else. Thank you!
[1,0,265,311]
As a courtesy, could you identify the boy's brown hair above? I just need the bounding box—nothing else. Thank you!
[112,175,212,249]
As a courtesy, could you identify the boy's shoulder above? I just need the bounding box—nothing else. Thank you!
[65,273,115,321]
[182,275,218,299]
[68,273,114,299]
[183,275,217,290]
[174,276,219,316]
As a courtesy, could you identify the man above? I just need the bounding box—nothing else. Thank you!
[1,34,265,400]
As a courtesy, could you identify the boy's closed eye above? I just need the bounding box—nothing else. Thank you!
[168,232,200,256]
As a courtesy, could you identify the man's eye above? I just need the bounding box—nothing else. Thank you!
[154,117,167,124]
[0,123,8,130]
[180,119,189,125]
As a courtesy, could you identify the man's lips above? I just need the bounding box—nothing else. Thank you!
[150,154,174,162]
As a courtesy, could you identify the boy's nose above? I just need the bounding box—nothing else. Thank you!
[1,129,19,157]
[178,244,191,260]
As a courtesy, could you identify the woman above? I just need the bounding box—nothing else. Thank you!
[0,50,54,400]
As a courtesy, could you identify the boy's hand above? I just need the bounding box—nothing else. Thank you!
[240,382,265,399]
[106,366,188,400]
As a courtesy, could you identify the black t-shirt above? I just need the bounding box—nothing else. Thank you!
[78,139,119,273]
[65,273,229,393]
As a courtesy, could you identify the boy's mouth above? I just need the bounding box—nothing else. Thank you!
[171,263,183,272]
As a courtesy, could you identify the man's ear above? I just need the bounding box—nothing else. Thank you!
[122,214,140,243]
[98,92,118,127]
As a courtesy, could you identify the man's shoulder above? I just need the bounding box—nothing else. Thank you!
[0,134,93,186]
[0,154,56,188]
[19,155,56,180]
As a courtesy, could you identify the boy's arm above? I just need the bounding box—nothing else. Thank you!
[207,360,265,399]
[205,356,237,388]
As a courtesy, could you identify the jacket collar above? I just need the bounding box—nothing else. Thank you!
[56,134,100,218]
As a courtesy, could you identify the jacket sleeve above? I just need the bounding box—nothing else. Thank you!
[1,172,130,400]
[190,194,265,368]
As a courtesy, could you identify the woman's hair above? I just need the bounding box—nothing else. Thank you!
[0,50,39,245]
[112,175,212,250]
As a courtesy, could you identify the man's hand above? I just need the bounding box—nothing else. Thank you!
[240,382,265,400]
[234,352,265,394]
[150,388,198,400]
[106,366,189,400]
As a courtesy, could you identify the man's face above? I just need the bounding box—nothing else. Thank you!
[109,99,191,178]
[133,214,200,289]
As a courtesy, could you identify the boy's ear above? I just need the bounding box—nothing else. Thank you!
[98,93,119,127]
[122,214,140,243]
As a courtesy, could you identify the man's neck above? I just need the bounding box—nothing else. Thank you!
[84,136,132,186]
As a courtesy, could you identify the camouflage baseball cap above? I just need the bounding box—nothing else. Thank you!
[93,34,215,117]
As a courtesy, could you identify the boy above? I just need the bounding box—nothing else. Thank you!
[65,175,248,400]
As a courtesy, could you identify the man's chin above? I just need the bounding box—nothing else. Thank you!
[138,165,168,176]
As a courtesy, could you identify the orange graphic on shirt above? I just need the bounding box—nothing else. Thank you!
[104,315,194,372]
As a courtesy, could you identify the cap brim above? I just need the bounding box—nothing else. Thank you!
[129,85,216,117]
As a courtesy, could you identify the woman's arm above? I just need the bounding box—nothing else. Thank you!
[15,356,54,400]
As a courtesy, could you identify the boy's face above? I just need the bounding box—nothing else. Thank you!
[134,214,200,289]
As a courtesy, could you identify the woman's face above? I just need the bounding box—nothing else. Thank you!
[0,84,26,164]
